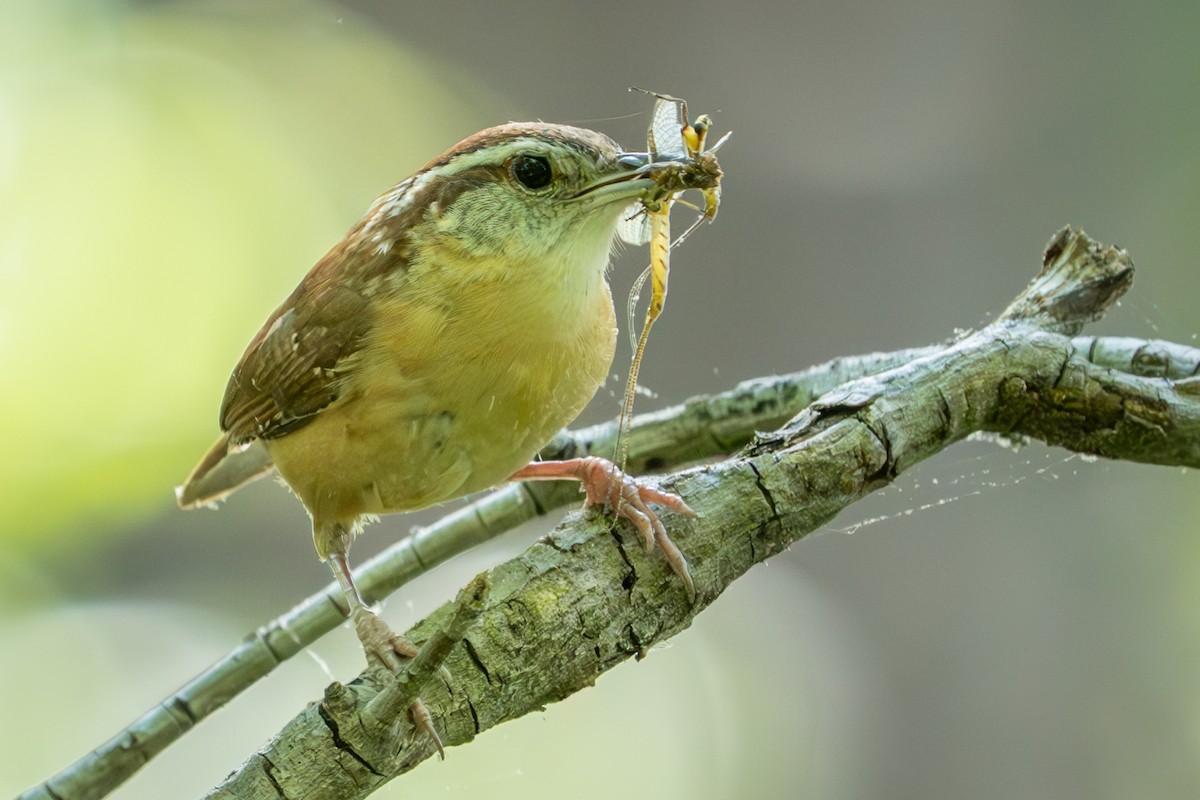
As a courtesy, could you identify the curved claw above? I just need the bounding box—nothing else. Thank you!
[511,456,696,601]
[410,699,445,760]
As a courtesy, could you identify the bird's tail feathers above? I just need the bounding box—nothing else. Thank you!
[176,433,274,510]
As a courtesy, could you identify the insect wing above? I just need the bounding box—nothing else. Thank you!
[648,96,688,161]
[616,202,653,246]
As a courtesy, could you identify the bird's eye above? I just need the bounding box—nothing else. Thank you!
[511,155,553,190]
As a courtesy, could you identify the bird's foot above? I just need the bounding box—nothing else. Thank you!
[352,605,419,669]
[512,456,696,600]
[351,606,445,759]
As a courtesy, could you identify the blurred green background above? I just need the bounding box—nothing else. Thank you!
[4,1,1200,798]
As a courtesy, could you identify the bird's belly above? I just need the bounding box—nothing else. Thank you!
[268,276,616,522]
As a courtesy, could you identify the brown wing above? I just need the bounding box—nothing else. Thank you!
[219,274,373,444]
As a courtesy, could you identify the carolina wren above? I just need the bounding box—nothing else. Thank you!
[177,117,722,753]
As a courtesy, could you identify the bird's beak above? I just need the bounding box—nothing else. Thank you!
[575,149,722,209]
[573,151,659,204]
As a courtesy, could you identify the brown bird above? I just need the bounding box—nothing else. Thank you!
[177,118,720,753]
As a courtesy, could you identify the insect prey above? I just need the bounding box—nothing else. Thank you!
[614,90,728,477]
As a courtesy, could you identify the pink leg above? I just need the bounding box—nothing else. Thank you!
[511,457,696,600]
[328,552,445,758]
[329,552,420,666]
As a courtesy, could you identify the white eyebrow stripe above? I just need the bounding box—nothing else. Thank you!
[437,138,551,174]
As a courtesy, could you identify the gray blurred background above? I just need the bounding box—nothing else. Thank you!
[3,1,1200,798]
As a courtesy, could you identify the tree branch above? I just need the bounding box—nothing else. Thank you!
[15,349,944,800]
[21,227,1200,800]
[186,227,1194,798]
